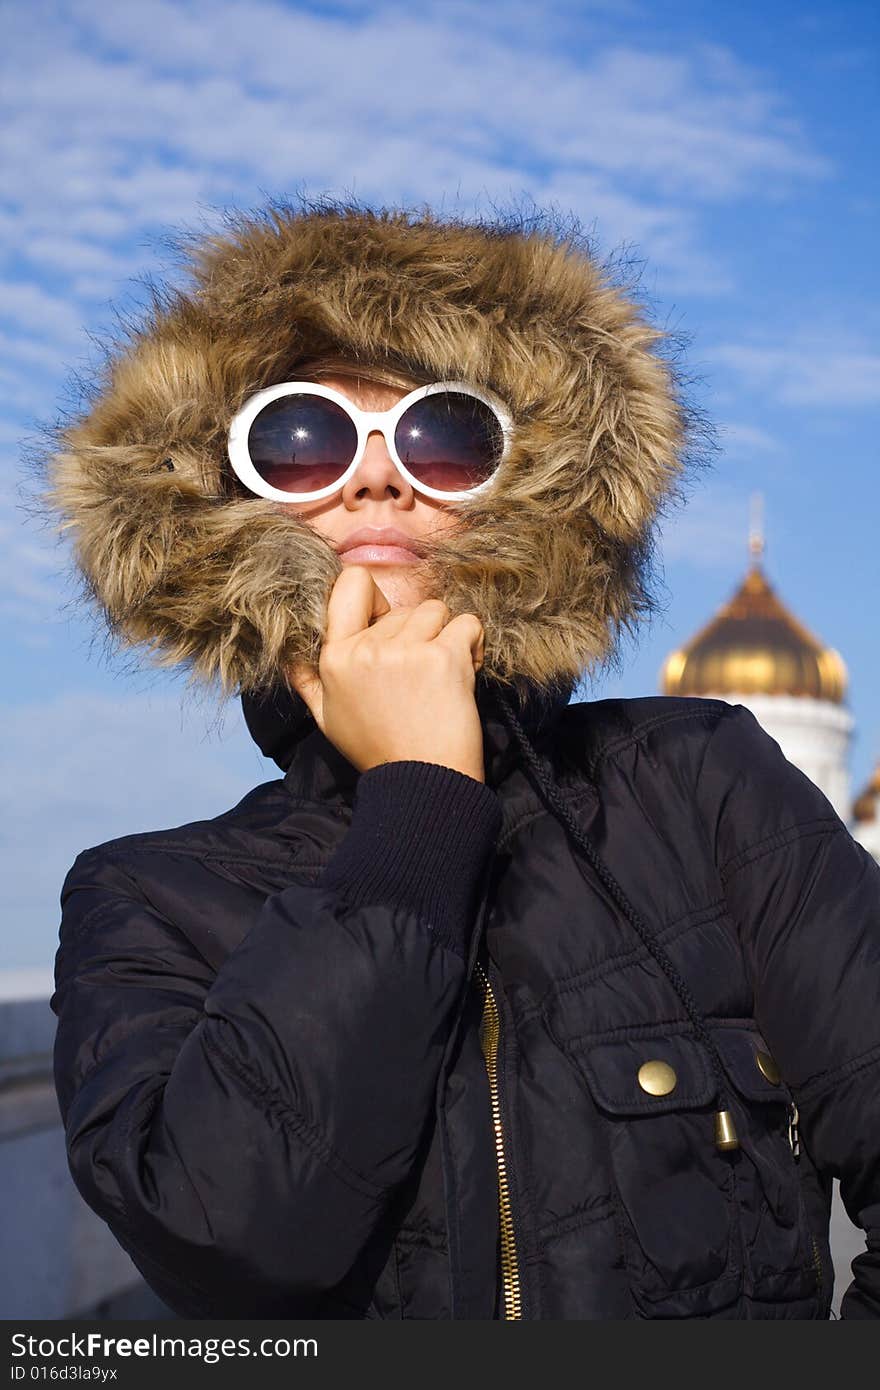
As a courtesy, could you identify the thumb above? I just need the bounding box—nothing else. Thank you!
[288,661,324,732]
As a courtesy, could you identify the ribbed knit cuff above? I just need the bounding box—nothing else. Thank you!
[317,761,503,958]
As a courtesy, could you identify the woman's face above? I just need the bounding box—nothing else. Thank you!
[272,371,463,609]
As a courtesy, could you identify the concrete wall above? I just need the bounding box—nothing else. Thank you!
[0,990,173,1319]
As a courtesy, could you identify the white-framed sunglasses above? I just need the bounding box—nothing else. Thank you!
[227,379,514,503]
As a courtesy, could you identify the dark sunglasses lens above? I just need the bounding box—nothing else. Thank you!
[247,395,357,493]
[394,393,504,492]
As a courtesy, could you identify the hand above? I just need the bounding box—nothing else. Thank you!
[288,566,487,783]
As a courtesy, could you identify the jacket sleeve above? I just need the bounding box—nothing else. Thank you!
[50,759,502,1318]
[697,703,880,1318]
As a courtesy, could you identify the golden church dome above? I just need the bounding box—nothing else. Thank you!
[660,519,848,705]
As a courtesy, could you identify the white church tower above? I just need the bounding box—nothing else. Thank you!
[852,760,880,863]
[658,495,854,823]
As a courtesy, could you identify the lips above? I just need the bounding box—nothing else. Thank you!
[336,526,424,557]
[340,545,421,566]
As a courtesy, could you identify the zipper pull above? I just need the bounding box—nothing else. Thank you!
[714,1108,740,1151]
[788,1101,800,1160]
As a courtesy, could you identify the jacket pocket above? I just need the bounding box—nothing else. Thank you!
[565,1029,743,1317]
[709,1023,822,1308]
[563,1022,822,1317]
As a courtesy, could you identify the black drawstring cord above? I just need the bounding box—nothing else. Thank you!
[491,686,739,1150]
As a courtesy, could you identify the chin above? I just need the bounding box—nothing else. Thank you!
[373,572,428,608]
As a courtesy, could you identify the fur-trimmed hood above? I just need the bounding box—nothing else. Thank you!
[33,195,711,705]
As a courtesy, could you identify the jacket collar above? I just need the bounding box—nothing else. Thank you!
[241,672,577,805]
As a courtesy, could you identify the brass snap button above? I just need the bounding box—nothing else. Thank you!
[637,1060,677,1096]
[755,1049,781,1085]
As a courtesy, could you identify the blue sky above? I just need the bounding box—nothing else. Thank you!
[2,0,878,970]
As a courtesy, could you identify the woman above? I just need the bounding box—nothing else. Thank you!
[40,196,880,1319]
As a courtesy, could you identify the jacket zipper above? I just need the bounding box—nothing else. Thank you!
[474,958,523,1320]
[810,1234,823,1294]
[788,1101,800,1159]
[789,1104,825,1303]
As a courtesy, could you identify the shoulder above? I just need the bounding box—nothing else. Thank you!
[559,694,846,861]
[59,775,297,904]
[558,694,740,775]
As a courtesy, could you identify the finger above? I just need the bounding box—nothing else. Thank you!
[363,607,422,639]
[433,613,486,670]
[388,598,453,645]
[358,597,448,644]
[324,565,392,644]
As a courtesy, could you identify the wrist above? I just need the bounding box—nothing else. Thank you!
[318,760,502,956]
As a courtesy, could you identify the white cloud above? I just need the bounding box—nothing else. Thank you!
[1,0,829,303]
[535,169,733,295]
[0,522,52,642]
[716,422,783,458]
[657,483,763,571]
[59,3,824,198]
[0,285,85,344]
[708,338,880,407]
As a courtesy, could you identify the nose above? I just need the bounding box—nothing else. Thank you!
[341,426,412,501]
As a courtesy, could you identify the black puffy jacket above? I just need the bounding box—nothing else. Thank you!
[50,672,880,1320]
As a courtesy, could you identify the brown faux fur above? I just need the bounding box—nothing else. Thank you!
[29,194,714,703]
